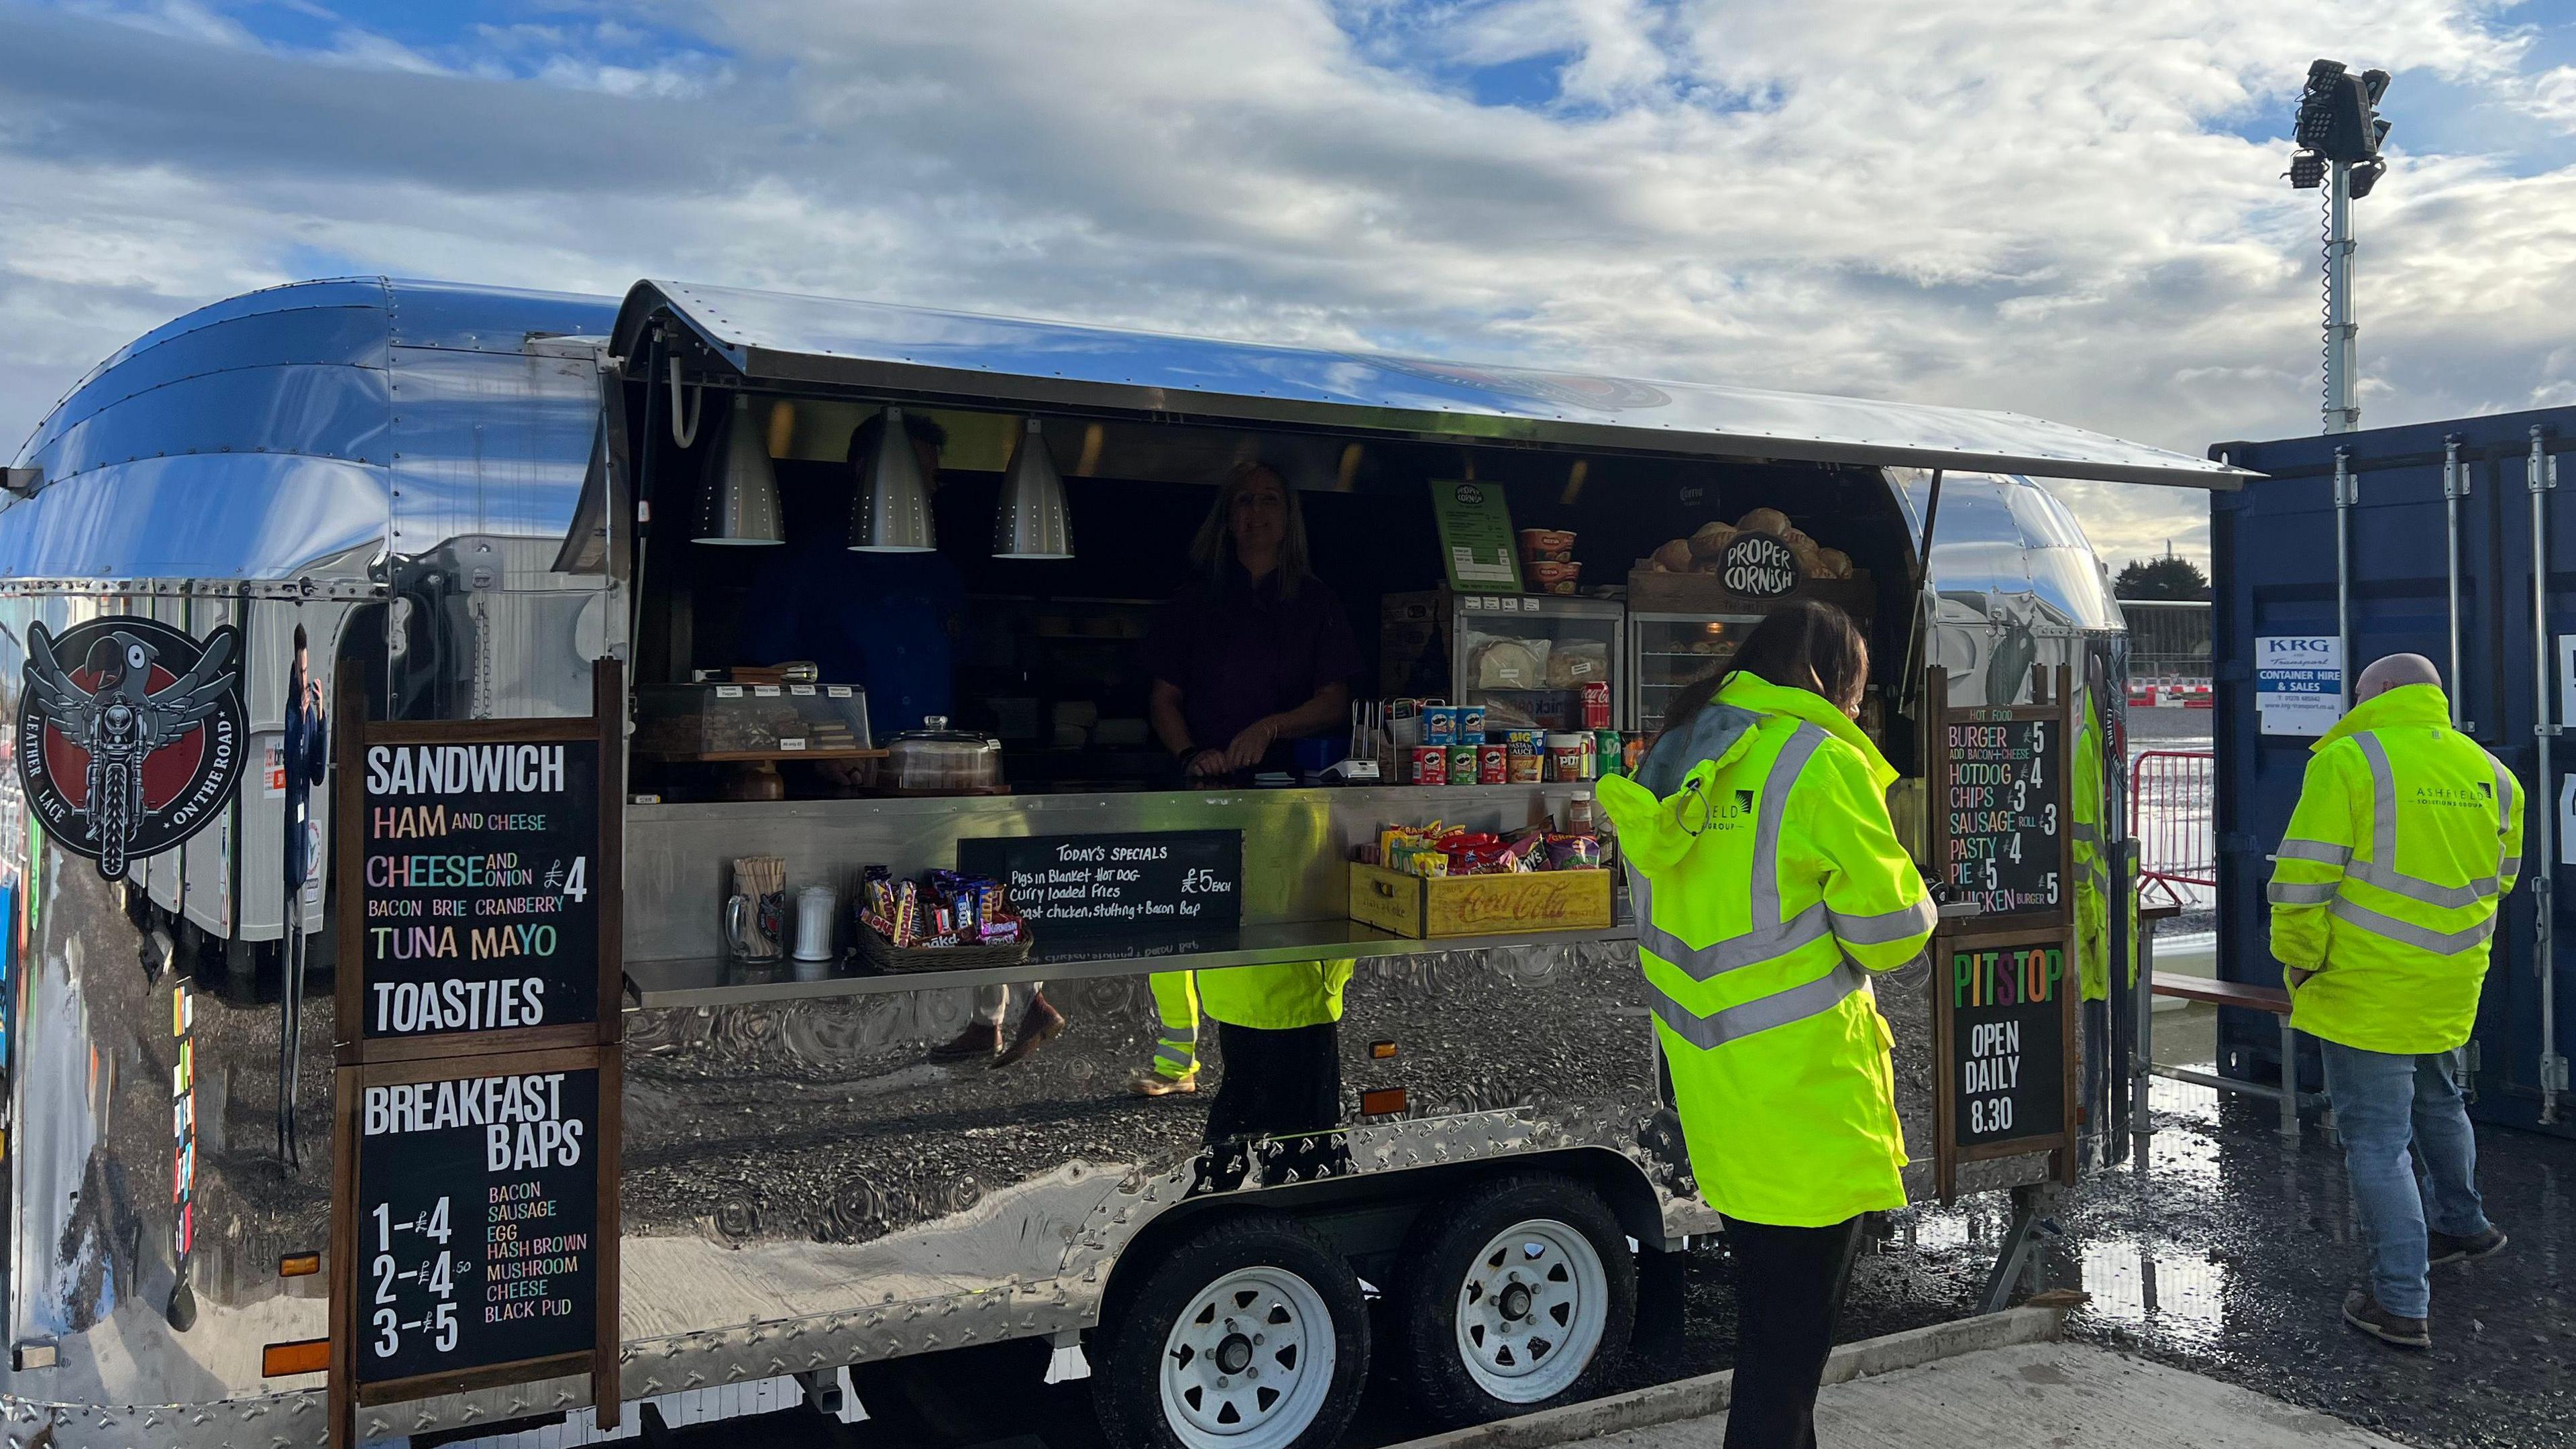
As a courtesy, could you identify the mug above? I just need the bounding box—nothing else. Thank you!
[725,892,788,963]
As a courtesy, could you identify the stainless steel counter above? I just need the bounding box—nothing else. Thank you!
[625,782,1602,962]
[621,919,1640,1008]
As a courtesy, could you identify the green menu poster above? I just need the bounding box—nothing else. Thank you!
[1430,480,1519,594]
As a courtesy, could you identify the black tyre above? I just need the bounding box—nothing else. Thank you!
[1094,1212,1369,1449]
[1392,1174,1635,1428]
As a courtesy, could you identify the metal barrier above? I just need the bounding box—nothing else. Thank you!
[2130,749,2214,908]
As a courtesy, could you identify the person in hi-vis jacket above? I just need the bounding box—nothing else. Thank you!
[1596,600,1934,1449]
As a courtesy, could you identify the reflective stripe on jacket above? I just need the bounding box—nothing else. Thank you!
[1597,673,1933,1228]
[2267,684,2523,1053]
[1196,959,1354,1030]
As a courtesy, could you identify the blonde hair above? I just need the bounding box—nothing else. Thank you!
[1189,460,1311,598]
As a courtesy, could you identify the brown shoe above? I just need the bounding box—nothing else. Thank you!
[928,1021,1002,1062]
[991,994,1067,1069]
[2343,1290,2430,1348]
[1127,1067,1199,1097]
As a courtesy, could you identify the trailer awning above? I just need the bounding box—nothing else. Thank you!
[610,280,2251,490]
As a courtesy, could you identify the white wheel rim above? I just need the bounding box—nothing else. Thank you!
[1452,1218,1609,1404]
[1159,1265,1338,1449]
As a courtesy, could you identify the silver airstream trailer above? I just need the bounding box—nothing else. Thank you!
[0,278,2241,1448]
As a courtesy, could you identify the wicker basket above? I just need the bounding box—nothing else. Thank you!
[850,927,1034,974]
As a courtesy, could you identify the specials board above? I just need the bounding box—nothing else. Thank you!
[957,829,1243,940]
[1931,927,2079,1199]
[334,668,624,1059]
[1926,667,2074,926]
[330,1050,619,1435]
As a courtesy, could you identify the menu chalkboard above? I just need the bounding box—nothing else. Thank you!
[1943,940,2069,1148]
[957,830,1244,939]
[343,1055,610,1396]
[1936,714,2066,918]
[329,666,624,1446]
[353,740,604,1040]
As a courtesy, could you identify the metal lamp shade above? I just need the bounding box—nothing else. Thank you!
[692,394,784,545]
[993,419,1074,559]
[849,406,936,552]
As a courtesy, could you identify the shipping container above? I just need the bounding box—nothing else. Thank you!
[2210,408,2575,1137]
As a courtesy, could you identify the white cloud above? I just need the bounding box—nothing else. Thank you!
[3,0,2574,570]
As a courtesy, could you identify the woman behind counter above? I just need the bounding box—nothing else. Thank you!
[1132,462,1359,1118]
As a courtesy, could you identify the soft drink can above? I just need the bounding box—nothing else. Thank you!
[1594,729,1624,777]
[1581,680,1613,730]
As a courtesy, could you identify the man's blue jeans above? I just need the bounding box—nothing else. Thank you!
[2317,1040,2491,1318]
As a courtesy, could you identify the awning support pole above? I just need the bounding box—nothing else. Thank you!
[1899,469,1946,721]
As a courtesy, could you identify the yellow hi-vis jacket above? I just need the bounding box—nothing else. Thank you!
[1197,959,1354,1030]
[2269,684,2523,1054]
[2072,692,2135,1002]
[1597,674,1935,1228]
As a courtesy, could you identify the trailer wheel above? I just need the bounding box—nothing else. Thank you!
[1094,1212,1368,1449]
[1393,1174,1633,1428]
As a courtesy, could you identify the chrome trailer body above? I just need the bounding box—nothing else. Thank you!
[0,279,2243,1445]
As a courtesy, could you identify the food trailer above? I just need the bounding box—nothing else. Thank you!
[0,278,2244,1448]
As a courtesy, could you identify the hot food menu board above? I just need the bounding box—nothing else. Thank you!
[1936,714,2067,919]
[356,741,603,1039]
[352,1064,601,1387]
[957,830,1244,940]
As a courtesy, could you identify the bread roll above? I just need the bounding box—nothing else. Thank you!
[1651,538,1695,572]
[1736,506,1791,537]
[1688,521,1739,559]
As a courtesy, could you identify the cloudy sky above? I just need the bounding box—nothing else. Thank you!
[7,1,2576,568]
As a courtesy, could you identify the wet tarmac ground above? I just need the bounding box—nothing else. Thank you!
[591,1060,2571,1449]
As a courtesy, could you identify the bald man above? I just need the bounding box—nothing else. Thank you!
[2269,653,2522,1348]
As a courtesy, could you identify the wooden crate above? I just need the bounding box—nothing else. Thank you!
[1348,862,1615,939]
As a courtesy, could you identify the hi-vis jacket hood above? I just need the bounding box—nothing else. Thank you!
[2268,682,2524,1054]
[1602,673,1898,876]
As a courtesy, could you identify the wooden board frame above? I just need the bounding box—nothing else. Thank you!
[1929,920,2083,1202]
[329,661,625,1446]
[333,661,626,1064]
[1926,663,2082,1202]
[329,1045,622,1438]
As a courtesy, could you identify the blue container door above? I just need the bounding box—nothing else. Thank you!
[2485,424,2576,1134]
[2214,411,2576,1140]
[2212,426,2517,1104]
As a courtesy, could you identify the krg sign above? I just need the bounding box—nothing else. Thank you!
[18,617,244,881]
[1721,533,1799,598]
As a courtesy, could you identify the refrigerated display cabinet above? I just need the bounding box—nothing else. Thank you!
[1627,611,1768,734]
[1381,591,1625,731]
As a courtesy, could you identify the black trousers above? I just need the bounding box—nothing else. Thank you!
[1204,1022,1341,1145]
[1723,1215,1864,1449]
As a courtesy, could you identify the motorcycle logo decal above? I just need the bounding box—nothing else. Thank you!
[17,618,244,881]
